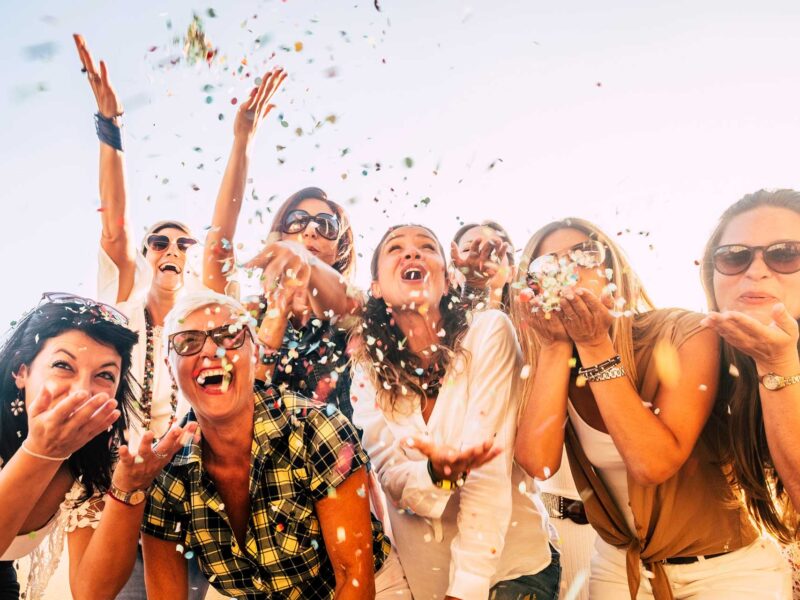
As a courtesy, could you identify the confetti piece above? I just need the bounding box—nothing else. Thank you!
[336,527,346,542]
[654,339,680,389]
[729,364,740,378]
[520,365,531,380]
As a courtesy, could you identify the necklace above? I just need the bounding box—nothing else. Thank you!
[141,308,178,438]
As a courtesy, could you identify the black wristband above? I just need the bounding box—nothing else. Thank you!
[94,112,123,151]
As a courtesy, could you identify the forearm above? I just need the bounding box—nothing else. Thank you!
[332,563,375,600]
[70,500,144,600]
[515,343,572,479]
[204,136,251,292]
[0,451,62,554]
[98,142,129,242]
[307,260,358,319]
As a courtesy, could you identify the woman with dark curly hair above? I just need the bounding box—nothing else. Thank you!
[351,224,560,600]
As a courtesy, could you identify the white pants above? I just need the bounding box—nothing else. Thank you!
[550,517,597,600]
[590,537,791,599]
[375,548,413,599]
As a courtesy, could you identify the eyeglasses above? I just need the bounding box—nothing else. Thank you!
[40,292,129,326]
[712,241,800,276]
[146,234,198,253]
[168,324,253,357]
[281,209,340,241]
[527,240,606,285]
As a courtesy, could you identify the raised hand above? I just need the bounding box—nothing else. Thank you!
[450,238,509,289]
[73,34,123,119]
[234,67,287,142]
[112,423,199,492]
[246,240,313,295]
[701,303,800,372]
[516,292,571,347]
[403,436,502,483]
[559,287,615,347]
[25,388,120,459]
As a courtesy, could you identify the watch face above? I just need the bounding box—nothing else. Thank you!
[763,373,783,391]
[130,490,146,505]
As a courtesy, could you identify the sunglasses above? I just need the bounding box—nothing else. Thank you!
[527,240,606,286]
[146,234,198,253]
[40,292,129,326]
[168,324,253,357]
[281,209,340,241]
[713,241,800,276]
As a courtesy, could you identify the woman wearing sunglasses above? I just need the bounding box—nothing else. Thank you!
[700,190,800,598]
[203,65,360,422]
[351,224,560,600]
[511,218,788,599]
[74,35,211,599]
[0,294,195,600]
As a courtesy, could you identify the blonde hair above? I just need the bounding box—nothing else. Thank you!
[510,218,655,412]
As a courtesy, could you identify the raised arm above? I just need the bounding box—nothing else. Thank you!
[74,34,136,303]
[203,68,286,293]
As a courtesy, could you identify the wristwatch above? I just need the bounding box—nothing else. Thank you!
[759,372,800,391]
[108,483,147,506]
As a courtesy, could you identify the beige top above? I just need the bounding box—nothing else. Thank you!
[565,308,759,600]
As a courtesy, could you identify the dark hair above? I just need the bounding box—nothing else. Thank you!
[701,189,800,542]
[269,187,355,280]
[357,225,469,412]
[141,220,192,256]
[0,301,138,502]
[452,220,515,311]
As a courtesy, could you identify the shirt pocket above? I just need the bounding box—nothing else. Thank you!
[268,496,321,558]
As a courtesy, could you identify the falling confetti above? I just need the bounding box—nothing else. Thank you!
[653,338,680,389]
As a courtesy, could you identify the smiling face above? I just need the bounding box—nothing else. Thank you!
[371,226,448,311]
[145,226,193,292]
[457,225,514,289]
[712,206,800,323]
[535,227,608,298]
[279,198,340,267]
[14,330,122,408]
[169,304,256,422]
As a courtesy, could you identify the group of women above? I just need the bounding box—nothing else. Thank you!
[0,33,798,600]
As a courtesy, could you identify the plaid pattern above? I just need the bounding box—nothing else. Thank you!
[142,386,390,599]
[271,319,354,423]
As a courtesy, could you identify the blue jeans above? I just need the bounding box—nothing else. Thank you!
[115,547,209,600]
[489,546,562,600]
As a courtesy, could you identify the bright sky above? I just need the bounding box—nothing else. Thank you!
[2,1,800,324]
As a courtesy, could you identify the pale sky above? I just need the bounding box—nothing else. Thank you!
[2,0,800,324]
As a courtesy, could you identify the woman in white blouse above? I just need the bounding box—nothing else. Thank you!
[351,224,560,600]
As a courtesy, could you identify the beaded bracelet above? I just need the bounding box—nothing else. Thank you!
[578,355,625,382]
[94,112,123,152]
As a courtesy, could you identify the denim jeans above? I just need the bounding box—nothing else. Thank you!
[489,546,562,600]
[116,547,209,600]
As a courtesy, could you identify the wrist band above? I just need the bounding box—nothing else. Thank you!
[260,347,280,365]
[427,458,466,491]
[21,441,71,462]
[94,112,123,152]
[578,355,625,382]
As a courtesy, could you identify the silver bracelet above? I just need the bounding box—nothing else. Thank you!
[584,365,626,382]
[20,441,71,462]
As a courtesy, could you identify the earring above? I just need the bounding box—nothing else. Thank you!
[10,389,25,417]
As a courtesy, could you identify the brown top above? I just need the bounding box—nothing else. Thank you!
[565,308,758,600]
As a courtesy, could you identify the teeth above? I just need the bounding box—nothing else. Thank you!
[196,368,228,386]
[160,263,180,273]
[403,268,423,281]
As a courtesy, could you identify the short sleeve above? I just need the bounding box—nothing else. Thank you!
[141,474,185,542]
[302,405,369,502]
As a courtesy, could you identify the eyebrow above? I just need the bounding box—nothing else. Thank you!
[53,349,120,370]
[386,231,437,244]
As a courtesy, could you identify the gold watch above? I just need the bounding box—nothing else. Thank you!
[108,483,147,506]
[759,372,800,391]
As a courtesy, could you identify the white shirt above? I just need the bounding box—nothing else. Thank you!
[352,310,555,600]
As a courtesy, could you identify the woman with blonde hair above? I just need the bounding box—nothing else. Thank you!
[699,189,800,597]
[512,217,789,598]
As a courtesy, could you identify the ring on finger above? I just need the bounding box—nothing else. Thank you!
[152,445,169,460]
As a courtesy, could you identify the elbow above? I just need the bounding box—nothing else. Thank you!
[334,558,375,597]
[514,441,562,481]
[627,459,681,488]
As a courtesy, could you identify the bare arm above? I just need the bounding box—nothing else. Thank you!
[316,468,375,599]
[74,34,136,303]
[142,533,189,600]
[204,68,286,294]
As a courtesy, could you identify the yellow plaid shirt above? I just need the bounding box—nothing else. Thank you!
[142,386,390,599]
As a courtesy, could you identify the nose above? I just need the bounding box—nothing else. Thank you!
[744,249,771,280]
[302,222,319,239]
[403,246,422,260]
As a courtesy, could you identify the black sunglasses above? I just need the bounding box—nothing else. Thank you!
[146,234,198,253]
[168,324,253,357]
[281,209,340,241]
[713,241,800,276]
[40,292,129,326]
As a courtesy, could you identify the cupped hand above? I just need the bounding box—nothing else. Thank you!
[450,238,509,289]
[73,34,123,119]
[403,436,502,483]
[559,288,614,347]
[25,388,120,459]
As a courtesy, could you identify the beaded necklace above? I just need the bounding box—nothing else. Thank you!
[141,308,178,437]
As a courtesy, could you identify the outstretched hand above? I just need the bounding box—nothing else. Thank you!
[450,238,510,289]
[73,34,123,119]
[234,67,287,141]
[403,436,502,483]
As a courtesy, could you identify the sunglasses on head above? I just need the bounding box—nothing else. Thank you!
[40,292,129,326]
[713,241,800,276]
[168,324,253,357]
[281,209,340,241]
[146,234,198,253]
[527,240,606,279]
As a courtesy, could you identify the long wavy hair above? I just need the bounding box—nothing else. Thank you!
[354,225,469,413]
[269,187,356,280]
[0,301,137,501]
[701,189,800,543]
[510,218,655,413]
[452,220,515,311]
